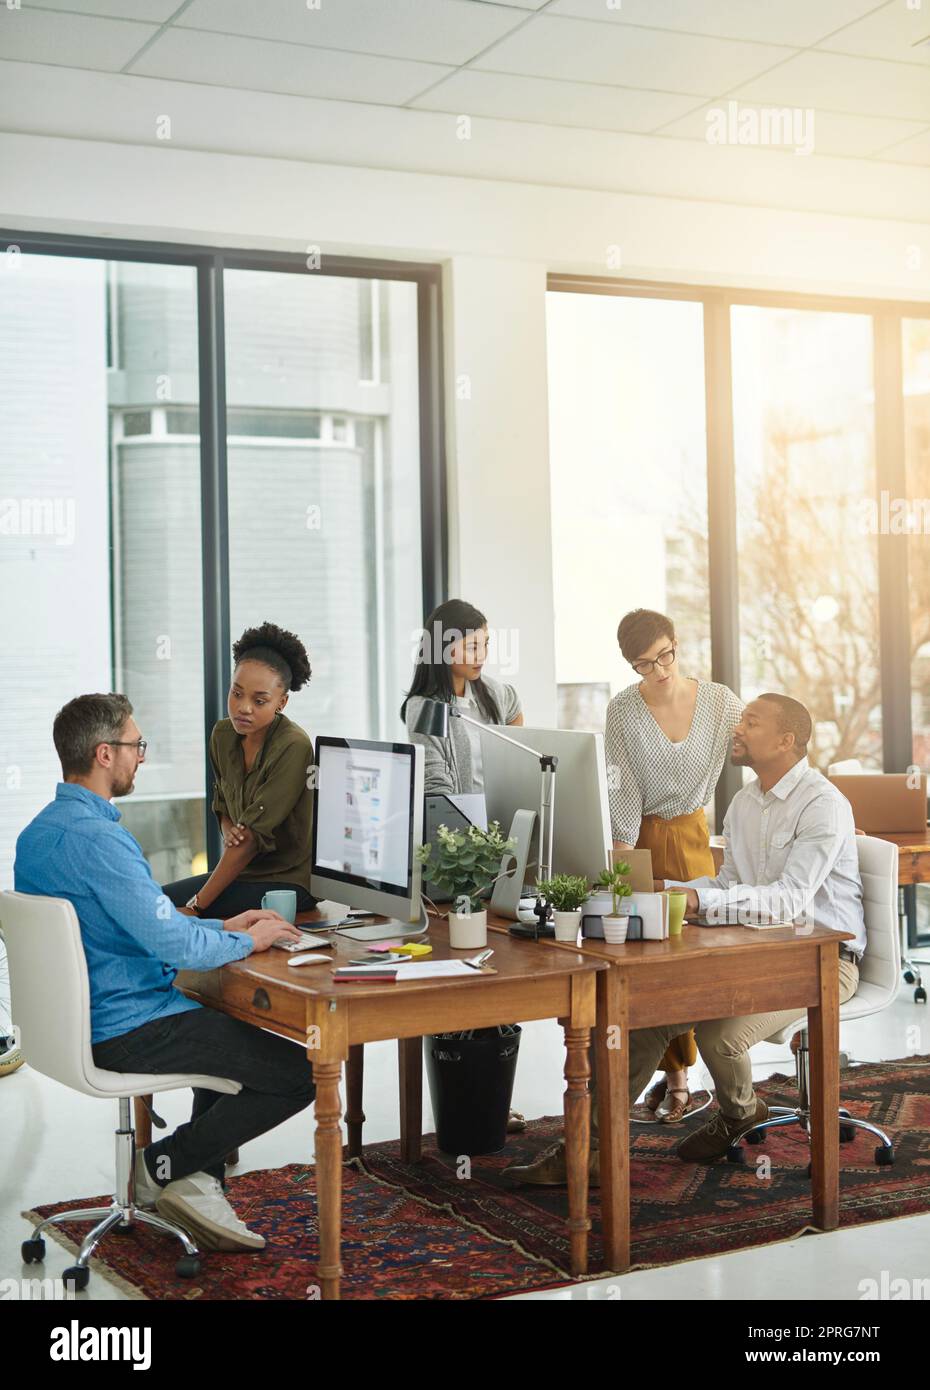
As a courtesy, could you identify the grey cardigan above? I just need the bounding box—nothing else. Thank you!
[405,675,522,795]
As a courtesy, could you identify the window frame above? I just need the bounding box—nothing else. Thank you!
[2,228,447,866]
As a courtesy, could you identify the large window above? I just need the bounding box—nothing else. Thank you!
[0,235,444,887]
[905,318,930,771]
[546,292,710,732]
[223,270,422,744]
[548,277,929,801]
[732,306,880,770]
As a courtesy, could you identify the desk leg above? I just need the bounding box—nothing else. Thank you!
[808,944,840,1231]
[134,1096,152,1150]
[563,1020,592,1277]
[314,1059,344,1300]
[399,1037,423,1164]
[595,970,629,1272]
[345,1045,365,1159]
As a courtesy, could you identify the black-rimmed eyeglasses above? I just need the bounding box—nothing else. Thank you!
[631,647,676,676]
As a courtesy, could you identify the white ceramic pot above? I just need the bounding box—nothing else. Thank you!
[553,909,582,943]
[448,909,488,949]
[602,914,629,945]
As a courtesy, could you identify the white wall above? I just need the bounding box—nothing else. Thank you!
[1,130,928,728]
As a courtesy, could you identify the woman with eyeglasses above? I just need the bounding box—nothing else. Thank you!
[164,621,315,920]
[607,608,742,1122]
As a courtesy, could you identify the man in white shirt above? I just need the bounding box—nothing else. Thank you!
[635,692,864,1164]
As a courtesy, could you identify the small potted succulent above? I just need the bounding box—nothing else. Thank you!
[416,821,516,948]
[594,861,633,944]
[535,874,590,943]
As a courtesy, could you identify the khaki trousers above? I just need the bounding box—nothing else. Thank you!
[624,955,859,1123]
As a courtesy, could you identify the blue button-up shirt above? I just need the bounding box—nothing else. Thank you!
[14,783,254,1043]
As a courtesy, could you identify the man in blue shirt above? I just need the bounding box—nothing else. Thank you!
[15,693,315,1254]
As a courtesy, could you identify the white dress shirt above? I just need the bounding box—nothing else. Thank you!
[669,756,866,955]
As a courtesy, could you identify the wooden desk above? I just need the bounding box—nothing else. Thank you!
[488,914,849,1273]
[173,921,604,1298]
[874,832,930,888]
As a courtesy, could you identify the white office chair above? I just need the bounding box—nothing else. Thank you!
[726,836,899,1170]
[826,758,866,776]
[1,890,242,1291]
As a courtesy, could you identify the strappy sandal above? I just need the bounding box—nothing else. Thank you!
[658,1087,692,1124]
[644,1079,668,1113]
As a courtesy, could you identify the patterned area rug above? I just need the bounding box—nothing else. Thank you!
[355,1056,930,1275]
[23,1056,930,1298]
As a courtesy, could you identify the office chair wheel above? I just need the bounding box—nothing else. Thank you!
[875,1145,894,1166]
[21,1237,45,1263]
[743,1128,764,1145]
[904,970,916,984]
[175,1255,201,1279]
[915,987,927,1005]
[63,1265,90,1292]
[839,1123,856,1143]
[726,1146,746,1164]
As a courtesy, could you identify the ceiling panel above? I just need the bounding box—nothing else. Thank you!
[818,3,930,64]
[410,67,700,132]
[0,7,156,69]
[472,16,794,95]
[548,0,882,49]
[872,126,930,164]
[733,50,930,122]
[177,0,528,66]
[130,27,453,104]
[659,100,929,158]
[26,0,179,17]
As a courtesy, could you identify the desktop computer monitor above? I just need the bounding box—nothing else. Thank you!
[480,725,611,883]
[310,736,425,934]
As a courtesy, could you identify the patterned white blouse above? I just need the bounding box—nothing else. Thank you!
[604,679,743,844]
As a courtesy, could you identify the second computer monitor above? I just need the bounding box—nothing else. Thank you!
[479,725,611,882]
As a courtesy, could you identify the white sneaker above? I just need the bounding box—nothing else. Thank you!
[133,1150,161,1210]
[155,1172,266,1253]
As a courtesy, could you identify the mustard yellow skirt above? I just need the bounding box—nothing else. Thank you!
[637,807,715,1073]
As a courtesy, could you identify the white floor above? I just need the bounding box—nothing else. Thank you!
[3,974,930,1302]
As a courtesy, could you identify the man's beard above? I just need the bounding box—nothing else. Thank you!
[730,749,751,766]
[112,773,135,797]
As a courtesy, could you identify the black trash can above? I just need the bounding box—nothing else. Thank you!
[425,1025,522,1156]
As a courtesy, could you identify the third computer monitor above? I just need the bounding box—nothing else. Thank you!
[479,725,611,882]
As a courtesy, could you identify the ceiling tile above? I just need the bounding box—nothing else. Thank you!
[873,126,930,164]
[818,3,930,64]
[733,49,930,122]
[472,15,794,96]
[548,0,882,49]
[177,0,528,66]
[130,27,453,104]
[410,67,700,132]
[0,7,156,68]
[659,99,930,158]
[25,0,179,19]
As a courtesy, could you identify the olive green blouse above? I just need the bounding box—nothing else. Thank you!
[209,713,314,893]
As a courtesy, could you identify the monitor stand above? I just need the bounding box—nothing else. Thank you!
[333,916,429,943]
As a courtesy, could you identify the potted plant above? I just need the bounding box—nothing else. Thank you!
[594,861,633,943]
[535,874,590,943]
[416,821,516,948]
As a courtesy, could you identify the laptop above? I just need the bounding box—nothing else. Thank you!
[828,773,927,835]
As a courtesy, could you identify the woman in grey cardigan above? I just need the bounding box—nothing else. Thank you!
[402,598,523,795]
[403,598,526,1135]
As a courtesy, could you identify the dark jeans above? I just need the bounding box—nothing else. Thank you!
[162,874,316,919]
[93,1007,316,1188]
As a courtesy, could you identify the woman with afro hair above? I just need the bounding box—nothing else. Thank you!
[164,622,316,918]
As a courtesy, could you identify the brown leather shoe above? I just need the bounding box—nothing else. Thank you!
[503,1140,600,1187]
[676,1098,768,1164]
[644,1079,667,1113]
